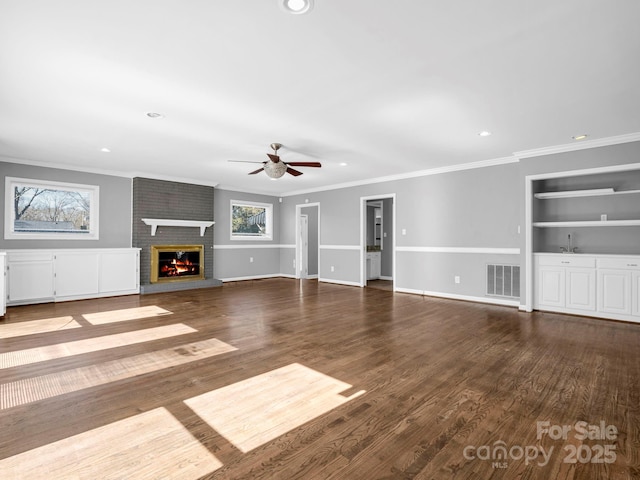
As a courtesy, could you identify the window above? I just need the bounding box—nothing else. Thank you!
[230,200,273,240]
[4,177,99,240]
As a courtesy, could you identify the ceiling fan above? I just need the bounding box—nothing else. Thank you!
[229,143,322,178]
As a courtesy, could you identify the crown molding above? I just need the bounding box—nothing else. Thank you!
[280,155,518,197]
[514,132,640,159]
[0,155,219,188]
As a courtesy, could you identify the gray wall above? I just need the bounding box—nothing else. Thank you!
[280,161,521,298]
[0,159,132,249]
[213,188,283,280]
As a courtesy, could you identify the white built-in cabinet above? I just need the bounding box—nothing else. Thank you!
[0,252,5,316]
[366,251,381,280]
[535,253,640,322]
[5,248,140,306]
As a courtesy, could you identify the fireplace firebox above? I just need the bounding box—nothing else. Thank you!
[150,245,205,283]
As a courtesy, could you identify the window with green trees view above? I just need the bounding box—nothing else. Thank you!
[230,200,272,240]
[5,177,99,240]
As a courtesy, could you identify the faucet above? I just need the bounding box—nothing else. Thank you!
[560,234,578,253]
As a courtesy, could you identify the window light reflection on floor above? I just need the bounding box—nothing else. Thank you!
[0,338,237,409]
[82,305,173,325]
[185,363,365,453]
[0,323,197,369]
[0,316,81,339]
[0,407,222,478]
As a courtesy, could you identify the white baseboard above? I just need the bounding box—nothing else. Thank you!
[394,287,423,296]
[221,274,291,282]
[378,276,393,281]
[318,278,362,287]
[395,287,520,308]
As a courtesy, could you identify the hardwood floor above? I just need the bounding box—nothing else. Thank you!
[0,278,638,479]
[366,279,394,291]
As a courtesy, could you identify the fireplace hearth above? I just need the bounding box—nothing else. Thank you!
[151,245,205,283]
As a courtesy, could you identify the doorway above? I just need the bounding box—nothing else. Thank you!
[296,203,320,279]
[360,194,395,289]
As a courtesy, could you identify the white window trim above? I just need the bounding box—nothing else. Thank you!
[4,176,100,240]
[230,199,273,241]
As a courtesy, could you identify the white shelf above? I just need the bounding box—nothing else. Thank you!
[141,218,215,236]
[533,220,640,228]
[534,188,640,199]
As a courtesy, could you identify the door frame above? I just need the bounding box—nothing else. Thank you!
[360,194,396,288]
[295,202,320,280]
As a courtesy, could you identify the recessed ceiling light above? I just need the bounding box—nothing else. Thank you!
[478,131,492,137]
[339,162,348,167]
[572,134,589,140]
[146,112,164,118]
[100,147,111,153]
[279,0,314,15]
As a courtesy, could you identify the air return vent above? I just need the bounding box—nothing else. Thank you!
[487,264,520,298]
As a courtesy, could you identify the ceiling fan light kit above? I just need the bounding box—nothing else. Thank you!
[229,142,322,179]
[264,160,288,178]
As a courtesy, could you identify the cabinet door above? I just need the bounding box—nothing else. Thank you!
[372,253,381,279]
[55,252,100,297]
[597,269,632,315]
[632,272,640,317]
[537,266,565,308]
[565,268,596,311]
[0,255,6,316]
[99,251,139,293]
[8,260,54,302]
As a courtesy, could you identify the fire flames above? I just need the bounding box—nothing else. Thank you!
[160,257,198,277]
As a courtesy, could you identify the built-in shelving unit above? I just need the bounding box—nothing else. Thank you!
[526,164,640,319]
[533,187,640,228]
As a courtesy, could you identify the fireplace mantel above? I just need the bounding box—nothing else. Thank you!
[141,218,215,236]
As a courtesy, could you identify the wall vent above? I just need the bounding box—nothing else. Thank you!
[487,264,520,298]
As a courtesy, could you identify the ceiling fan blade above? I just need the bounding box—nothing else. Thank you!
[285,162,322,167]
[286,167,303,176]
[248,167,265,175]
[266,153,281,163]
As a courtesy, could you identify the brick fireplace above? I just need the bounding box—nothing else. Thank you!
[132,177,221,294]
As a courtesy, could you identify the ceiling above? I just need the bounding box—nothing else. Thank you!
[1,1,639,195]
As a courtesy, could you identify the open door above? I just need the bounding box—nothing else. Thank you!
[361,195,395,290]
[299,214,309,278]
[296,203,320,280]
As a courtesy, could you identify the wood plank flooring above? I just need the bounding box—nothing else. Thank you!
[0,278,638,479]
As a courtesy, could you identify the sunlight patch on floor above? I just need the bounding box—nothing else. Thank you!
[185,363,365,453]
[0,324,197,369]
[82,305,172,325]
[0,316,81,339]
[0,338,237,409]
[0,407,222,479]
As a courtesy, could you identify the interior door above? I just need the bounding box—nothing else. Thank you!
[299,214,309,279]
